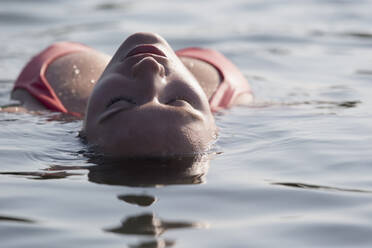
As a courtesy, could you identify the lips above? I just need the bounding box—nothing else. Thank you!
[126,45,166,58]
[99,100,202,124]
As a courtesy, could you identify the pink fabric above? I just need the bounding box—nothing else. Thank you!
[13,42,92,116]
[14,43,251,115]
[176,47,252,112]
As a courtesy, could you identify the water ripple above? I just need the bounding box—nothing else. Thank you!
[272,182,372,194]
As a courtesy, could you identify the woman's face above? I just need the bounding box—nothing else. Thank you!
[83,32,217,158]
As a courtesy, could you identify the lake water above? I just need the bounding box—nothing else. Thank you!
[1,0,372,247]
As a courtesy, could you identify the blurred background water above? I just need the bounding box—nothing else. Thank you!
[1,0,372,247]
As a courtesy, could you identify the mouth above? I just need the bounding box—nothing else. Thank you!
[126,45,167,58]
[98,102,204,125]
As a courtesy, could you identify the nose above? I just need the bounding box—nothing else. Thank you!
[132,57,166,103]
[132,56,165,78]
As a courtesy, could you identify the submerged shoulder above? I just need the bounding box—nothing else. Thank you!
[45,50,110,115]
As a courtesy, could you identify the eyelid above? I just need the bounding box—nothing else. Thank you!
[166,96,188,105]
[106,96,136,108]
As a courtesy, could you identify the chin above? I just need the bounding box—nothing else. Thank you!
[92,123,217,159]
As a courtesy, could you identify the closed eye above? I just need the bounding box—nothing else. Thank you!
[166,97,188,105]
[164,80,203,109]
[106,96,136,108]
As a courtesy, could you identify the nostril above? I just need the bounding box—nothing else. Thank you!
[132,57,165,78]
[159,64,166,77]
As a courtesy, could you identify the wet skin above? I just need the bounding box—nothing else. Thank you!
[83,33,217,158]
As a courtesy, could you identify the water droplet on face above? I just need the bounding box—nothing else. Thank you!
[90,79,95,84]
[72,65,80,75]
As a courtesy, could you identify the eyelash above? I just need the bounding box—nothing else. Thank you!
[106,96,136,108]
[166,96,186,105]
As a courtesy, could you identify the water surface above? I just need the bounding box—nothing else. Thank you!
[1,0,372,247]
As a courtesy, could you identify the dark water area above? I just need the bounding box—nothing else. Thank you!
[1,0,372,247]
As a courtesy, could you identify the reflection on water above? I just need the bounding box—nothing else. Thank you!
[85,155,210,187]
[272,182,372,194]
[105,212,205,236]
[129,239,175,248]
[355,70,372,75]
[95,1,133,11]
[105,212,207,247]
[0,215,35,224]
[118,194,157,207]
[1,154,211,187]
[341,31,372,39]
[311,30,372,40]
[248,100,362,109]
[87,156,210,246]
[0,170,82,180]
[0,155,210,247]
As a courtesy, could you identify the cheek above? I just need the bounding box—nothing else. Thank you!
[86,75,133,115]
